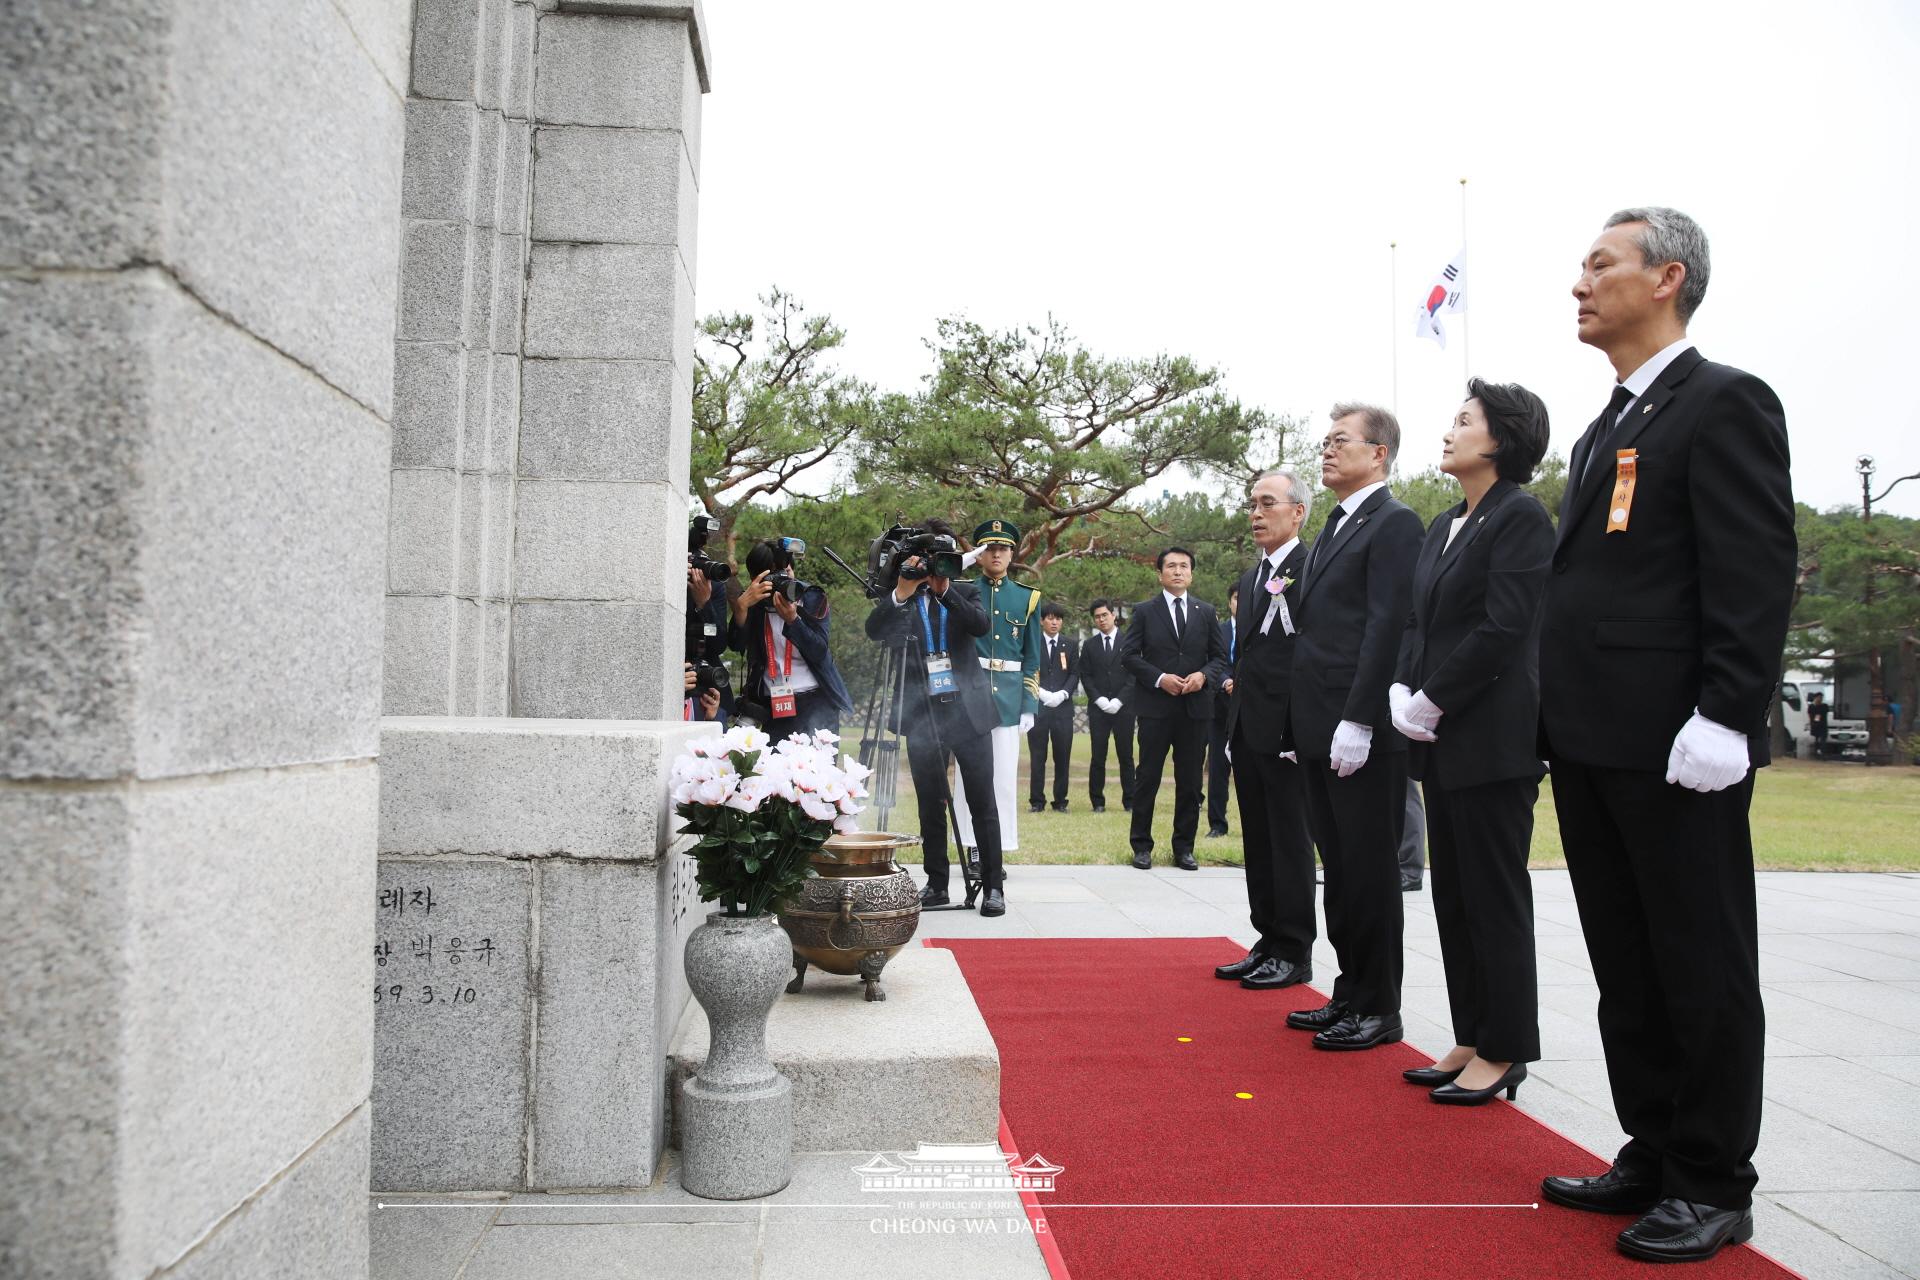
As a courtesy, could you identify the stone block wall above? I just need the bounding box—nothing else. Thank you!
[0,2,408,1277]
[372,719,713,1191]
[387,0,707,721]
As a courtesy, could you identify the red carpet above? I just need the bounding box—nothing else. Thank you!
[934,937,1799,1280]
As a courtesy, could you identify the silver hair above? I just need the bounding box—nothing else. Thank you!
[1604,206,1712,323]
[1328,402,1401,469]
[1254,467,1313,523]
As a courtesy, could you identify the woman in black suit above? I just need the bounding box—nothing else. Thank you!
[1390,378,1553,1105]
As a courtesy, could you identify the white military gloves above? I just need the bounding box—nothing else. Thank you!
[1095,696,1122,715]
[1017,712,1035,734]
[1330,720,1373,778]
[1388,683,1443,743]
[1666,711,1750,792]
[1039,688,1068,709]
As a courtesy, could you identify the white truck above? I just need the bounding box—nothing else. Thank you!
[1779,669,1869,759]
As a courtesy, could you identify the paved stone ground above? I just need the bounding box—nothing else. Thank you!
[370,868,1920,1279]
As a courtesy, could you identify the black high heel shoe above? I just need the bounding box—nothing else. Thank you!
[1430,1062,1527,1106]
[1402,1064,1464,1086]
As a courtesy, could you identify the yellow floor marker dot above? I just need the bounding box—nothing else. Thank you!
[1176,1036,1193,1043]
[1235,1092,1254,1100]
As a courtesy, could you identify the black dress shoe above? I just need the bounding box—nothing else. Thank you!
[1311,1012,1405,1051]
[1206,825,1229,838]
[1130,851,1152,870]
[1240,958,1311,990]
[1400,873,1423,892]
[979,888,1006,917]
[1029,802,1045,813]
[918,886,949,908]
[1541,1166,1662,1215]
[1213,949,1268,980]
[1173,851,1199,871]
[1285,999,1348,1031]
[1090,804,1106,813]
[1430,1062,1526,1105]
[1616,1198,1754,1263]
[1402,1064,1464,1086]
[1051,800,1068,812]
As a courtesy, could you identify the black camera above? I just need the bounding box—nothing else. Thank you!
[691,660,730,696]
[688,514,732,582]
[873,524,965,585]
[767,571,816,601]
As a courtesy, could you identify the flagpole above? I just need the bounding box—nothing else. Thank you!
[1390,241,1399,419]
[1459,178,1471,375]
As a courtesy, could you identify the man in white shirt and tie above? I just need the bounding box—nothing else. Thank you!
[1080,599,1135,812]
[1027,603,1078,812]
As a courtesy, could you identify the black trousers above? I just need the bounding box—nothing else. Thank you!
[1301,751,1407,1016]
[1230,742,1316,963]
[1552,761,1763,1210]
[1399,778,1427,877]
[1130,715,1208,857]
[1027,710,1073,805]
[1426,775,1540,1062]
[1206,713,1232,828]
[765,689,840,747]
[1088,704,1135,808]
[906,724,1003,892]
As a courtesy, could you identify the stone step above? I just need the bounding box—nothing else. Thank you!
[666,946,1000,1154]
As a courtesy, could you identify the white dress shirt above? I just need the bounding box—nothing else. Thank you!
[1156,589,1191,688]
[765,612,820,694]
[1613,337,1695,420]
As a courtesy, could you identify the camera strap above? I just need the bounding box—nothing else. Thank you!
[918,596,956,697]
[763,614,798,718]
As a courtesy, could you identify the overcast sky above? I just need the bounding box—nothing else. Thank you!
[695,0,1920,517]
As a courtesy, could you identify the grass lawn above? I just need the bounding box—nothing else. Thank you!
[835,731,1920,873]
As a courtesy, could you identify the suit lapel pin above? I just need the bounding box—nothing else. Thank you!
[1642,403,1654,414]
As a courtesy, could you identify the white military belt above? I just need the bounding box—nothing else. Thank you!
[980,658,1021,672]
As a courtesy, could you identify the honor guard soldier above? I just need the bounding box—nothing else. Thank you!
[951,519,1043,858]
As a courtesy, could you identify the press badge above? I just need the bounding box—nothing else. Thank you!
[1606,449,1639,535]
[925,654,957,697]
[769,678,797,719]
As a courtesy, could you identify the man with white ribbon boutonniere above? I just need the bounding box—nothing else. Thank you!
[1213,469,1317,991]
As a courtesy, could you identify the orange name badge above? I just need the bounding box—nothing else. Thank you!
[1605,450,1639,534]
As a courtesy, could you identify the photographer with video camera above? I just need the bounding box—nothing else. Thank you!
[686,515,734,722]
[728,537,853,743]
[863,519,1008,918]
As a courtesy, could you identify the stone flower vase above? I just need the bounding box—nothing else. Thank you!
[679,910,795,1199]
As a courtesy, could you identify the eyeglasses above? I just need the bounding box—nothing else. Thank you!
[1319,434,1383,454]
[1245,496,1306,512]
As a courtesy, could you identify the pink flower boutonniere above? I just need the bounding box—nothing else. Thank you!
[1266,575,1293,596]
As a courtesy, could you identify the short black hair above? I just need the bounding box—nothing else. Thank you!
[1157,546,1195,570]
[1466,377,1551,484]
[1039,601,1066,621]
[743,539,791,578]
[1089,598,1116,615]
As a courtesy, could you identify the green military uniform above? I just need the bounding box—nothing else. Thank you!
[971,519,1043,727]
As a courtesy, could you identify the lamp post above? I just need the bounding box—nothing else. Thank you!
[1858,456,1892,765]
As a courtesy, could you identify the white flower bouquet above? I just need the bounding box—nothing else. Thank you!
[669,726,874,918]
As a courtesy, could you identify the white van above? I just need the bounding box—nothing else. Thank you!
[1779,669,1869,759]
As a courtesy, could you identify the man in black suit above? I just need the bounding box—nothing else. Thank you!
[864,531,1008,918]
[1204,585,1239,837]
[1080,599,1134,812]
[1215,469,1317,990]
[1120,548,1230,870]
[1536,208,1795,1264]
[1283,404,1424,1051]
[1028,602,1078,812]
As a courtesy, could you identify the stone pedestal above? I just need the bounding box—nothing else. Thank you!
[374,717,717,1191]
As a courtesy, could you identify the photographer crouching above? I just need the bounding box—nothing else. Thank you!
[863,520,1008,917]
[685,515,733,723]
[728,538,853,743]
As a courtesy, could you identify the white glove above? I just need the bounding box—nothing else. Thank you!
[1665,711,1750,793]
[1389,682,1413,724]
[960,546,982,569]
[1098,697,1121,715]
[1018,712,1035,734]
[1329,720,1373,778]
[1391,686,1441,742]
[1042,688,1067,708]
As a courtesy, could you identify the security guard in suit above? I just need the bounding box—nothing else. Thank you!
[951,519,1042,857]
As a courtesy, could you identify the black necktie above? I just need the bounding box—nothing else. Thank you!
[1253,558,1273,603]
[1172,596,1185,637]
[1584,384,1636,485]
[1309,509,1346,579]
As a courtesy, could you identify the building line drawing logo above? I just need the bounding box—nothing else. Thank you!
[854,1142,1064,1192]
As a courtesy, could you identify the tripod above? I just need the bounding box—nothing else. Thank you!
[821,547,983,910]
